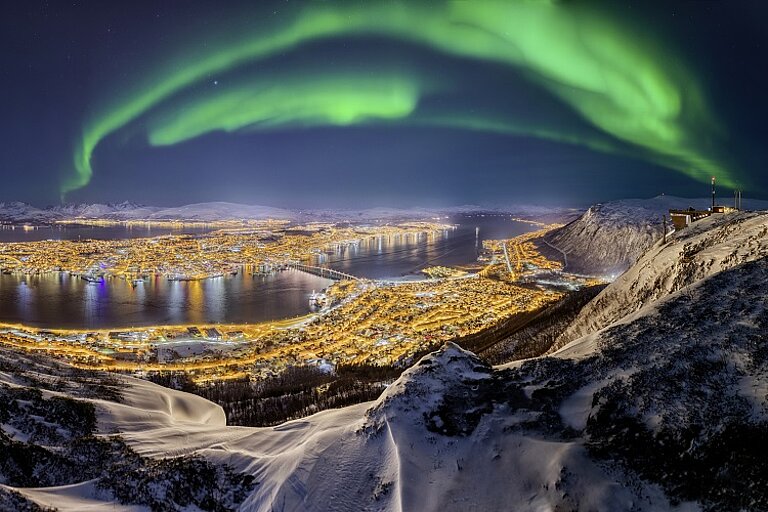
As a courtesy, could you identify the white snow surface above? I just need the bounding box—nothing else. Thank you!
[12,480,146,512]
[553,209,768,351]
[8,344,694,511]
[543,195,768,276]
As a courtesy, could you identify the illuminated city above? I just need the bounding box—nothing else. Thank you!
[0,221,595,382]
[0,221,450,280]
[2,1,767,511]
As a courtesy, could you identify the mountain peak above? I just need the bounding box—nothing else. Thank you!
[364,343,492,435]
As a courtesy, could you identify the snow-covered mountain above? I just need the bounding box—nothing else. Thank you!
[550,209,768,354]
[0,202,55,224]
[541,195,768,276]
[542,196,705,276]
[0,201,321,224]
[0,201,158,224]
[48,201,148,218]
[141,202,296,222]
[51,202,297,222]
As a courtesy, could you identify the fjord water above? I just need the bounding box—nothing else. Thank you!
[320,214,537,279]
[0,216,536,328]
[0,269,332,329]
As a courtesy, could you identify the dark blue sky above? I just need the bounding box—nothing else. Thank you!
[1,1,767,208]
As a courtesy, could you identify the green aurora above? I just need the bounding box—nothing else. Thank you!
[63,0,737,196]
[146,71,424,146]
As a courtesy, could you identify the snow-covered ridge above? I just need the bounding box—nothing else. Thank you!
[363,342,493,436]
[543,196,706,276]
[542,195,768,276]
[78,343,697,511]
[553,210,768,350]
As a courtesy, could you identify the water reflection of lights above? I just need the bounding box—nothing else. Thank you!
[83,279,100,322]
[16,279,34,319]
[133,279,146,304]
[203,276,226,320]
[187,280,204,324]
[0,221,517,329]
[168,280,184,324]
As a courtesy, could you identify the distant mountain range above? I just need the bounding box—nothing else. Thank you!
[0,201,295,224]
[0,200,578,224]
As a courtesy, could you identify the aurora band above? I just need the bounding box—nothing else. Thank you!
[64,0,735,195]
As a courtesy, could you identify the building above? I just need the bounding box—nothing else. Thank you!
[669,205,739,230]
[669,208,711,230]
[670,177,741,230]
[205,328,222,340]
[109,331,149,342]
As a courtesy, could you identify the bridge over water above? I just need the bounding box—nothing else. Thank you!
[287,263,359,281]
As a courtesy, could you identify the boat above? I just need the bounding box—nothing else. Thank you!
[309,290,328,308]
[81,274,102,283]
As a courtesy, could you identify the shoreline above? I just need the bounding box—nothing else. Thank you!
[0,311,319,336]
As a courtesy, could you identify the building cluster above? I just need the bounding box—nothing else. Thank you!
[669,178,744,230]
[421,266,468,279]
[480,227,564,281]
[0,221,449,281]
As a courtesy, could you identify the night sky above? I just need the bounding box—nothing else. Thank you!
[2,1,767,208]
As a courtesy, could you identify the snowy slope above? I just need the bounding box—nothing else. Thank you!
[542,196,710,276]
[0,354,253,511]
[554,210,768,350]
[30,345,684,512]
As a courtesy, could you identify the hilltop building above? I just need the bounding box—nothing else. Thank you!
[669,177,740,230]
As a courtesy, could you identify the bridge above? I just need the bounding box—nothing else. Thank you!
[287,263,359,281]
